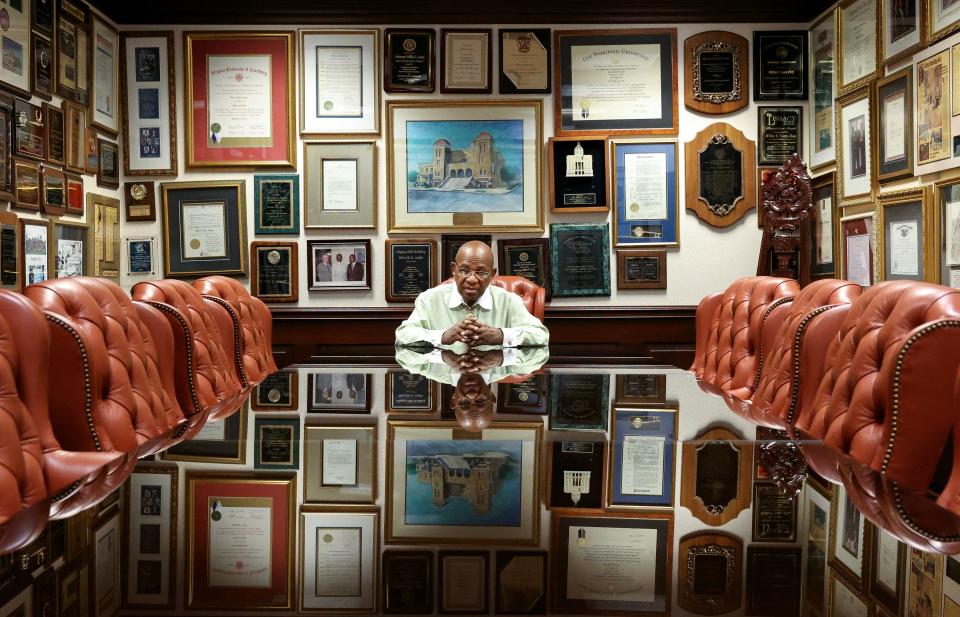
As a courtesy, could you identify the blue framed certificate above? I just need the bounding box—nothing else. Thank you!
[611,141,679,247]
[608,406,677,508]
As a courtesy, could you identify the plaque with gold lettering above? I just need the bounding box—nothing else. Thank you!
[758,107,803,166]
[384,29,435,93]
[386,239,437,303]
[498,373,548,415]
[685,122,756,227]
[550,223,610,297]
[684,31,749,115]
[753,31,808,100]
[250,241,298,303]
[498,238,551,300]
[14,98,46,161]
[386,369,438,414]
[752,482,798,542]
[548,373,609,431]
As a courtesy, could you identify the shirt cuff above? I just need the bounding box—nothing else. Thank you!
[423,329,444,347]
[501,347,519,367]
[501,327,522,348]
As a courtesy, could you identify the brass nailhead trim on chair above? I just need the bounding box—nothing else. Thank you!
[44,314,100,451]
[892,483,960,542]
[785,304,840,425]
[202,295,249,388]
[49,480,81,503]
[752,296,796,392]
[144,301,202,415]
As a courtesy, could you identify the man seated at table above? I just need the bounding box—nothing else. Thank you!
[395,240,549,348]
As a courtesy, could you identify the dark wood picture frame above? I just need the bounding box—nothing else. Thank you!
[250,241,299,303]
[382,550,433,614]
[614,373,667,406]
[547,136,609,213]
[546,439,606,510]
[32,32,55,101]
[385,369,439,415]
[97,138,120,189]
[745,546,801,616]
[41,165,66,216]
[677,532,742,614]
[680,427,753,526]
[44,102,64,167]
[616,249,667,289]
[252,370,299,412]
[440,29,492,94]
[494,550,547,615]
[123,181,157,222]
[437,551,490,614]
[12,157,41,212]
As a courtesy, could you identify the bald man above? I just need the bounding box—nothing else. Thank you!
[395,240,549,347]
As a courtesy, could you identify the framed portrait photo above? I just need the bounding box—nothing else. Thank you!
[498,29,550,94]
[386,99,543,234]
[306,239,371,291]
[838,0,880,94]
[299,508,379,613]
[120,31,177,176]
[877,187,930,281]
[811,9,838,171]
[250,241,299,303]
[829,484,868,589]
[882,0,924,64]
[304,141,376,229]
[837,87,874,203]
[89,15,119,137]
[303,424,377,504]
[929,0,960,41]
[122,463,178,611]
[876,66,913,183]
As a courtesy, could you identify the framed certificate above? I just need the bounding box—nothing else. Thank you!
[163,405,247,464]
[840,211,876,287]
[498,238,551,298]
[125,236,157,277]
[251,241,299,303]
[876,67,913,182]
[758,106,803,166]
[499,29,550,94]
[185,472,296,610]
[811,9,838,171]
[120,31,177,176]
[300,29,379,136]
[678,532,742,614]
[547,440,605,510]
[32,32,54,100]
[878,187,930,282]
[829,484,868,589]
[20,218,49,288]
[254,174,299,235]
[252,370,298,412]
[685,122,756,227]
[746,547,802,616]
[554,29,678,136]
[385,369,438,414]
[97,138,120,189]
[548,136,608,213]
[184,31,296,168]
[812,173,838,279]
[300,508,379,613]
[930,0,960,41]
[122,463,178,610]
[304,141,376,229]
[441,29,491,94]
[41,165,65,216]
[92,508,122,617]
[867,525,906,614]
[753,31,808,100]
[439,551,489,614]
[160,180,248,277]
[494,551,547,615]
[550,510,672,615]
[550,223,611,297]
[382,551,433,614]
[87,192,121,278]
[0,212,19,291]
[53,219,89,278]
[608,407,676,508]
[0,0,32,97]
[384,28,435,93]
[548,373,609,431]
[839,0,880,94]
[683,30,749,115]
[385,239,437,303]
[89,15,119,136]
[254,416,299,470]
[837,87,874,203]
[303,425,376,504]
[934,177,960,286]
[882,0,924,63]
[307,239,371,292]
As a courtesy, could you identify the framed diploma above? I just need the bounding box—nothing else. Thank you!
[935,177,960,286]
[550,223,610,297]
[89,16,119,137]
[63,100,86,174]
[438,551,489,614]
[829,484,868,589]
[498,373,549,415]
[120,31,177,176]
[386,99,542,233]
[307,239,371,292]
[547,440,605,510]
[0,212,19,292]
[32,32,53,100]
[251,241,298,303]
[550,510,672,615]
[385,369,439,414]
[684,122,756,227]
[92,508,121,617]
[307,371,372,412]
[554,28,678,136]
[41,165,65,216]
[876,67,913,182]
[125,236,157,277]
[746,547,802,616]
[163,405,247,464]
[12,157,40,212]
[14,98,45,161]
[19,218,49,288]
[617,249,667,290]
[907,549,943,617]
[837,87,874,203]
[839,0,880,94]
[753,31,808,100]
[608,407,676,509]
[384,29,435,93]
[0,0,31,97]
[303,425,376,504]
[677,532,742,614]
[385,239,437,303]
[441,29,492,94]
[882,0,924,64]
[122,463,178,610]
[184,31,296,168]
[185,472,296,610]
[160,180,248,278]
[930,0,960,41]
[812,173,838,279]
[752,482,798,542]
[382,550,433,614]
[758,107,803,166]
[811,9,838,171]
[840,211,875,287]
[441,234,492,269]
[683,30,749,115]
[53,219,89,278]
[124,181,155,222]
[300,29,379,136]
[33,0,54,38]
[548,136,608,213]
[548,373,610,431]
[494,551,547,615]
[878,187,930,281]
[44,102,63,166]
[252,370,298,412]
[253,174,299,234]
[802,481,832,617]
[87,192,121,279]
[254,416,299,470]
[499,29,550,94]
[97,138,120,189]
[386,420,541,545]
[867,525,906,614]
[300,508,379,613]
[304,141,376,229]
[680,427,753,527]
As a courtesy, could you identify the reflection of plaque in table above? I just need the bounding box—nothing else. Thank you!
[551,224,610,297]
[548,440,605,509]
[681,427,752,526]
[387,241,434,302]
[259,424,294,465]
[616,374,666,405]
[746,547,801,617]
[495,551,546,614]
[388,372,432,411]
[758,107,802,166]
[498,373,548,414]
[695,442,739,514]
[752,482,797,542]
[385,29,435,93]
[678,532,742,614]
[549,138,607,211]
[753,31,807,100]
[383,551,432,614]
[549,373,609,431]
[255,372,293,408]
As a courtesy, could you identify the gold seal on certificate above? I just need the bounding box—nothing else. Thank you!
[206,55,272,147]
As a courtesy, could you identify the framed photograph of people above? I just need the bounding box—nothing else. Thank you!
[935,177,960,286]
[617,249,667,290]
[251,241,299,303]
[385,239,437,303]
[607,407,676,509]
[829,484,868,589]
[120,31,177,176]
[837,87,874,202]
[0,212,19,291]
[307,371,372,413]
[0,0,32,97]
[499,29,550,94]
[812,173,838,279]
[122,463,178,610]
[160,180,248,278]
[383,28,435,93]
[382,551,433,614]
[303,425,376,504]
[867,525,906,614]
[882,0,924,64]
[254,416,299,470]
[548,136,608,213]
[550,223,610,297]
[253,174,299,235]
[811,9,838,171]
[840,210,875,287]
[300,29,380,137]
[53,219,89,278]
[906,548,943,617]
[306,239,371,291]
[553,28,678,136]
[801,481,832,617]
[877,187,930,281]
[494,551,547,615]
[300,508,379,613]
[438,551,489,614]
[440,29,492,94]
[163,406,247,464]
[185,472,296,610]
[252,370,298,412]
[929,0,960,41]
[97,138,120,189]
[41,165,65,216]
[20,218,49,288]
[125,236,157,277]
[304,141,376,229]
[550,510,672,615]
[184,31,296,168]
[92,507,122,617]
[546,440,605,510]
[33,33,54,100]
[876,67,913,182]
[753,31,808,100]
[386,420,541,545]
[838,0,880,94]
[385,369,438,414]
[611,140,679,247]
[387,99,542,233]
[497,374,549,415]
[89,15,119,137]
[87,192,121,278]
[548,373,609,431]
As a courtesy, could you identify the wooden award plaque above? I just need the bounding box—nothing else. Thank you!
[684,122,756,227]
[680,427,753,526]
[684,31,749,115]
[678,532,743,615]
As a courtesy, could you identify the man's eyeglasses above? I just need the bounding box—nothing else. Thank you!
[456,268,491,281]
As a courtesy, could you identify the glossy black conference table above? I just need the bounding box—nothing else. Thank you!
[111,354,960,617]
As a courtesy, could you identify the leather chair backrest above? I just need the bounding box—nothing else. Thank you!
[690,276,800,398]
[800,281,960,496]
[441,276,546,321]
[192,275,278,384]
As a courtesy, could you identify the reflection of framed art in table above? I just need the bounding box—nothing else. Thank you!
[680,427,753,526]
[252,370,298,411]
[829,484,868,590]
[811,9,838,171]
[553,29,678,136]
[677,532,742,614]
[122,463,178,611]
[494,550,547,615]
[498,373,549,415]
[300,508,379,613]
[607,407,676,509]
[254,417,300,470]
[802,481,833,617]
[752,482,798,542]
[89,16,119,137]
[829,569,869,617]
[840,210,876,287]
[385,369,439,414]
[120,31,177,176]
[550,509,672,616]
[547,439,605,510]
[304,141,376,230]
[253,174,299,235]
[307,371,372,412]
[876,67,913,183]
[0,585,31,617]
[250,241,299,303]
[386,420,541,545]
[746,546,801,616]
[877,187,930,281]
[838,0,880,94]
[59,555,90,617]
[548,372,609,431]
[185,472,296,610]
[184,31,296,169]
[382,550,433,614]
[162,406,247,464]
[303,425,376,504]
[867,524,906,615]
[615,374,666,406]
[438,551,489,615]
[92,508,122,617]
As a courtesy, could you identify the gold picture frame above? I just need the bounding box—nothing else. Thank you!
[87,192,121,279]
[838,0,881,95]
[303,425,377,505]
[836,86,875,205]
[876,187,933,282]
[120,31,178,176]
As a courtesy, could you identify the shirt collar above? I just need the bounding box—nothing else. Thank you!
[447,284,493,311]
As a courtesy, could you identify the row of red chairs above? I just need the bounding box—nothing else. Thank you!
[691,276,960,550]
[0,275,276,555]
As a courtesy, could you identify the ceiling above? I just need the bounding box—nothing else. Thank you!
[89,0,834,25]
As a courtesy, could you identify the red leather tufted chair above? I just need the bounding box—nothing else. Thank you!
[441,276,546,321]
[192,275,278,387]
[797,281,960,500]
[730,279,863,428]
[131,279,246,423]
[690,276,800,399]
